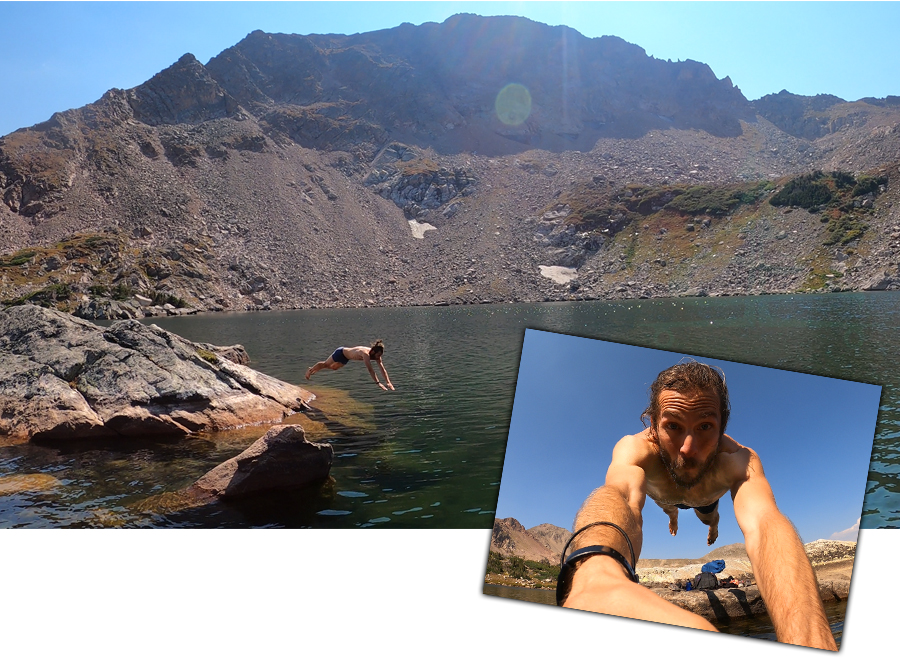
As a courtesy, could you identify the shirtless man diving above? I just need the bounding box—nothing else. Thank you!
[306,340,395,390]
[558,360,837,650]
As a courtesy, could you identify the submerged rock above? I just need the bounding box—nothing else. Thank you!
[189,424,333,498]
[0,473,61,496]
[0,304,314,441]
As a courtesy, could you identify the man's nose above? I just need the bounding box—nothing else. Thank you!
[680,433,697,457]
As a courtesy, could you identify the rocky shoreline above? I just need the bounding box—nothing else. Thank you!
[485,539,855,622]
[0,303,314,440]
[642,540,854,622]
[0,304,337,508]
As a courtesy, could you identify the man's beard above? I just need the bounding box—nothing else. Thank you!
[657,438,720,489]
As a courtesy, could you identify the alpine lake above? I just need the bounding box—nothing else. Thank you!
[1,291,898,529]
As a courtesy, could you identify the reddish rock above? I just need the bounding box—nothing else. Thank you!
[190,425,333,498]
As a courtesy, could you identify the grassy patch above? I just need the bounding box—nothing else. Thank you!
[666,181,772,216]
[196,348,219,364]
[399,157,440,176]
[2,282,71,307]
[0,250,38,268]
[824,216,868,245]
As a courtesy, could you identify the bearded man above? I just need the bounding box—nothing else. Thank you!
[556,360,837,650]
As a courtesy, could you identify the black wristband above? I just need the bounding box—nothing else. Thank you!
[556,521,639,606]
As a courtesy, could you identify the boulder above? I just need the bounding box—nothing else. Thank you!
[0,304,313,440]
[862,271,894,291]
[190,425,333,498]
[194,342,250,365]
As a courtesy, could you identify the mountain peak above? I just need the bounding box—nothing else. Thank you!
[128,52,237,126]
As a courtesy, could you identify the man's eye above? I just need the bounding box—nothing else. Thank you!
[665,423,680,430]
[698,423,713,431]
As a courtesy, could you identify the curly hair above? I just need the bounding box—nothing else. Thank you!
[642,359,730,441]
[369,339,385,358]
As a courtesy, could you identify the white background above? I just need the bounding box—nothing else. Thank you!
[4,528,885,662]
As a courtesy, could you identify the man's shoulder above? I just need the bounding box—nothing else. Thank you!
[717,435,756,480]
[612,431,656,465]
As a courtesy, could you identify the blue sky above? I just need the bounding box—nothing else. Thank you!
[494,329,880,559]
[2,2,899,137]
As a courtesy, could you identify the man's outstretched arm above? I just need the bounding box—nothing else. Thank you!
[563,460,717,632]
[731,449,838,651]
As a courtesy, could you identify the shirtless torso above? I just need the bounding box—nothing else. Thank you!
[609,429,754,545]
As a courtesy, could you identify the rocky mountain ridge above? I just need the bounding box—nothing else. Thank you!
[490,517,570,563]
[490,517,856,574]
[2,14,899,316]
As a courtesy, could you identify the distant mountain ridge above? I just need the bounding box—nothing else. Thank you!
[2,13,899,315]
[490,517,571,563]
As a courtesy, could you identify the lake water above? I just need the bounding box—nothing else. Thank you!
[481,584,846,647]
[1,292,898,528]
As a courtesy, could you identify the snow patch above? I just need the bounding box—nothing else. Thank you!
[408,219,437,239]
[538,265,577,284]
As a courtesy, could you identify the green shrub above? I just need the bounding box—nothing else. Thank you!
[851,175,887,198]
[486,551,504,575]
[3,283,71,307]
[111,282,133,300]
[831,171,856,190]
[150,291,187,308]
[770,172,833,209]
[0,250,37,267]
[507,556,527,579]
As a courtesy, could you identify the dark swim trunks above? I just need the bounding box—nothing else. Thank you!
[331,347,349,365]
[675,499,719,514]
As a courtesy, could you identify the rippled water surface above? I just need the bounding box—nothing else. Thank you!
[2,292,898,527]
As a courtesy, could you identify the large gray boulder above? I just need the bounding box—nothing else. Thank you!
[190,425,333,498]
[0,304,314,440]
[861,271,894,291]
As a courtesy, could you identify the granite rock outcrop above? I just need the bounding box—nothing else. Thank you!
[0,304,313,440]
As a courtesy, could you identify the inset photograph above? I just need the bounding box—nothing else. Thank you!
[485,329,881,650]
